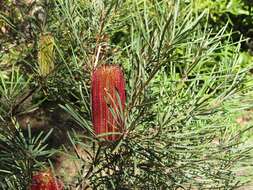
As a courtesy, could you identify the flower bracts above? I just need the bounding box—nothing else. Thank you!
[91,65,126,141]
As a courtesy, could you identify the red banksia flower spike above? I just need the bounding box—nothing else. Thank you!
[91,65,126,142]
[30,171,63,190]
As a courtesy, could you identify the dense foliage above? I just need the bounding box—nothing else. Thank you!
[192,0,253,53]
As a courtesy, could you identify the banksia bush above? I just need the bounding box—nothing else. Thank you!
[38,33,55,77]
[1,0,253,190]
[91,65,126,141]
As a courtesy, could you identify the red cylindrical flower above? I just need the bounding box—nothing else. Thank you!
[91,65,126,141]
[30,171,63,190]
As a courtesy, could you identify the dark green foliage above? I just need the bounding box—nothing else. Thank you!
[191,0,253,53]
[0,124,53,189]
